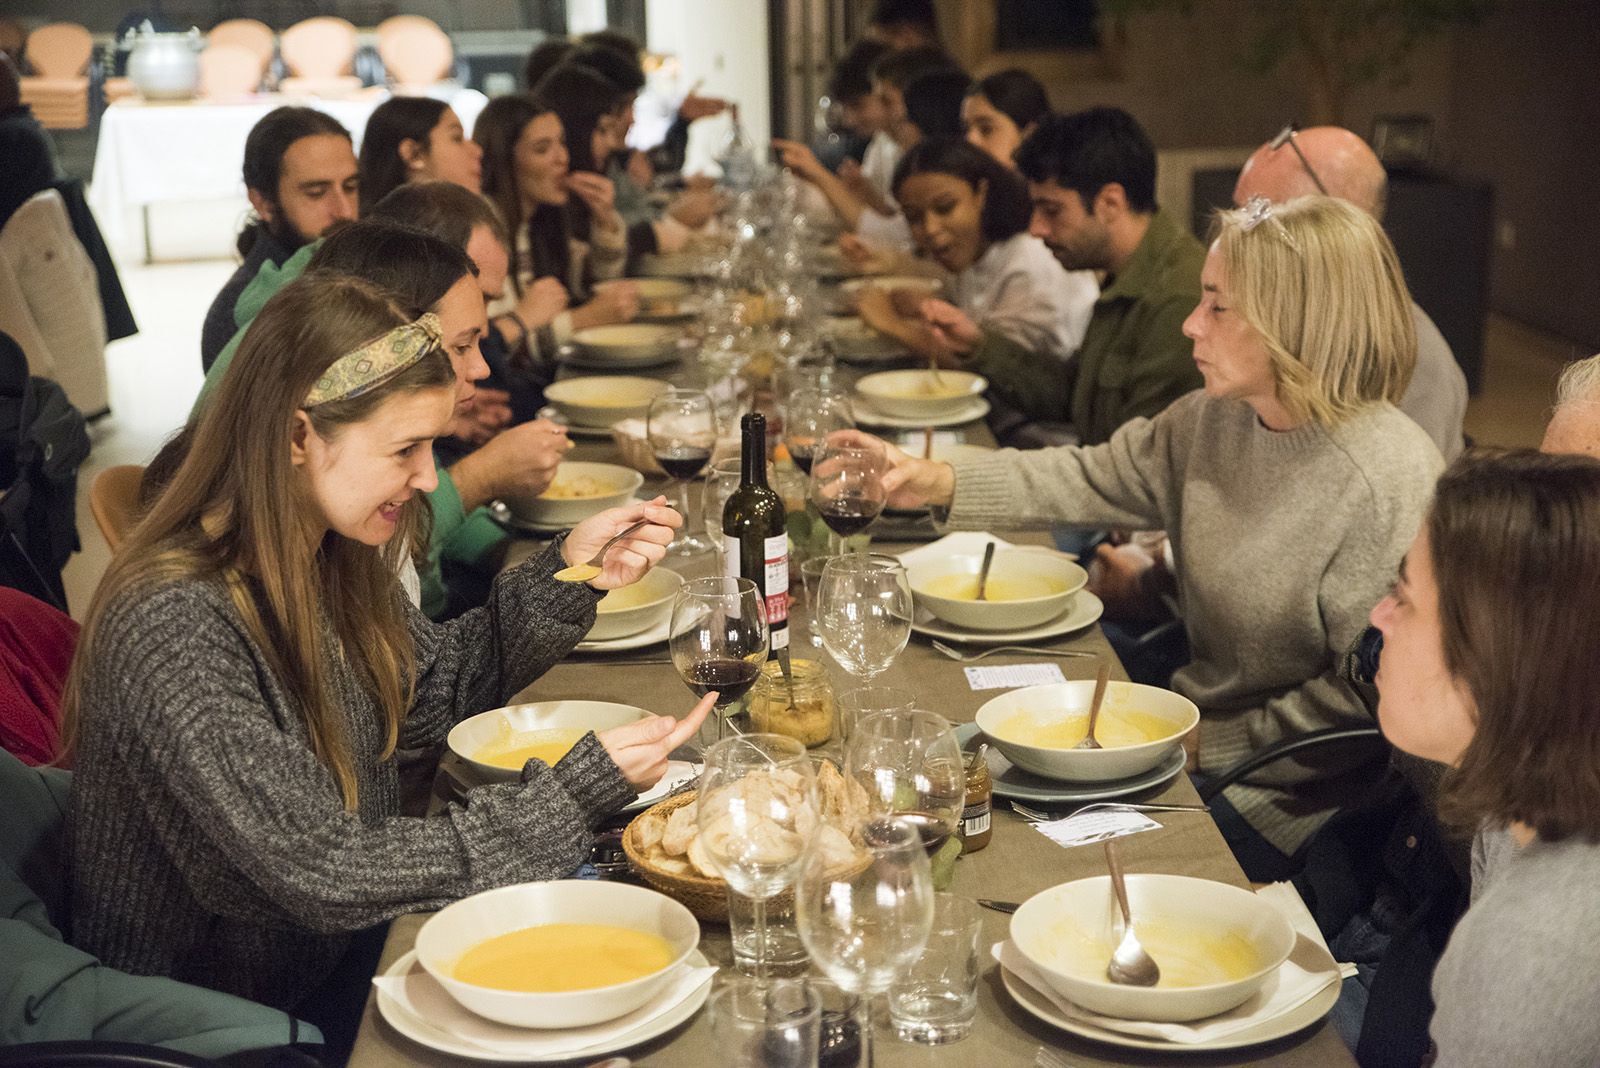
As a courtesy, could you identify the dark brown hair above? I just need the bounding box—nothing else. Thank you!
[474,93,568,296]
[1430,448,1600,842]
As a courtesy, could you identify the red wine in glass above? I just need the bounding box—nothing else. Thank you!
[895,809,955,855]
[818,494,883,537]
[656,445,712,481]
[789,441,816,475]
[683,656,762,704]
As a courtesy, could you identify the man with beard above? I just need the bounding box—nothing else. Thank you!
[200,107,358,371]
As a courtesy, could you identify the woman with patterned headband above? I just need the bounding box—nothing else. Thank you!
[61,274,709,1055]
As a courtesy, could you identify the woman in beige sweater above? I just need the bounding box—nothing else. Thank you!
[847,196,1443,879]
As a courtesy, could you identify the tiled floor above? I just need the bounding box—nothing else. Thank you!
[58,257,1585,618]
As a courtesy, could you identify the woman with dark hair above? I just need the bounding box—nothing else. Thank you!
[1368,449,1600,1065]
[899,67,971,147]
[358,97,483,207]
[852,137,1095,366]
[963,68,1050,167]
[474,94,637,344]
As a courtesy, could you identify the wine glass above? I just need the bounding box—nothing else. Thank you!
[795,815,935,1068]
[702,457,744,572]
[847,710,967,857]
[669,576,769,745]
[782,387,854,478]
[814,554,913,682]
[697,734,818,982]
[647,388,718,557]
[809,442,887,554]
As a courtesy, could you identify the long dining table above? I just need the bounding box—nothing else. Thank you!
[347,336,1356,1067]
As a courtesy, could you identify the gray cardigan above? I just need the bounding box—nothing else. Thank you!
[67,542,635,1010]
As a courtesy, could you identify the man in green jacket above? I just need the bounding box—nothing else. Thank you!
[965,107,1204,446]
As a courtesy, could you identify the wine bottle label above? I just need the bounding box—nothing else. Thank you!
[723,533,789,650]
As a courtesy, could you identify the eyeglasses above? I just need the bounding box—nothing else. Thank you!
[1268,123,1329,196]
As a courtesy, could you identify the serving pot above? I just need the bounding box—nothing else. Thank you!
[124,24,202,100]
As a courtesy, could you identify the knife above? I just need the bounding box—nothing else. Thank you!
[977,898,1021,914]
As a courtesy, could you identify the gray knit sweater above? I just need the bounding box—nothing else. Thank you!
[67,541,636,1010]
[947,391,1442,852]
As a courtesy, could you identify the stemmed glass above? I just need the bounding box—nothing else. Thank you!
[847,710,967,857]
[814,554,914,683]
[782,387,854,477]
[647,387,718,557]
[697,734,818,982]
[701,457,744,572]
[669,577,769,745]
[796,815,935,1068]
[809,443,887,554]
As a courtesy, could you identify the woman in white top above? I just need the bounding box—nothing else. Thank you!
[853,137,1096,365]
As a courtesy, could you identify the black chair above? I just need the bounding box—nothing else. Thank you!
[1198,725,1387,804]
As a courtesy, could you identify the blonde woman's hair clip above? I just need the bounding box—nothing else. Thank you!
[304,313,444,407]
[1238,195,1277,232]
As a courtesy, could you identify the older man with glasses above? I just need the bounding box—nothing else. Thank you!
[1233,124,1468,459]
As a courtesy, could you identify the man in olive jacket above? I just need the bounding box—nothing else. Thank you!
[966,107,1204,446]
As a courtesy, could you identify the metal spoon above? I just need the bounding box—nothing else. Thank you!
[553,518,649,582]
[1073,659,1111,750]
[1103,839,1160,987]
[974,541,997,601]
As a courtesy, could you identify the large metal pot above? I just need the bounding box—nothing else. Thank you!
[125,24,202,101]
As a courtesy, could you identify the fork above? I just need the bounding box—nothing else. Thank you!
[931,640,1096,663]
[1034,1048,1084,1068]
[1009,799,1211,822]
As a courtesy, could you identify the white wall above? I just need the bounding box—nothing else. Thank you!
[644,0,770,177]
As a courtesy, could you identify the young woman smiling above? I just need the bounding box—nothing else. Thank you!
[64,275,707,1043]
[357,97,483,208]
[1369,450,1600,1066]
[853,138,1095,367]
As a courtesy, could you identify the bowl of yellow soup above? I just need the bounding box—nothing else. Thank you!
[975,680,1199,783]
[545,376,671,428]
[573,323,684,364]
[502,461,644,527]
[1010,874,1295,1022]
[416,880,701,1028]
[587,566,681,642]
[855,369,987,420]
[448,699,652,783]
[906,549,1086,631]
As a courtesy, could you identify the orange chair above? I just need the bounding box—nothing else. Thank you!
[279,16,360,97]
[198,42,264,97]
[208,17,274,68]
[88,465,146,553]
[19,23,92,130]
[376,15,453,91]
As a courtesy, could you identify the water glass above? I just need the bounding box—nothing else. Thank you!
[887,893,983,1044]
[815,554,914,681]
[709,977,821,1068]
[836,684,917,747]
[727,889,808,977]
[797,554,838,648]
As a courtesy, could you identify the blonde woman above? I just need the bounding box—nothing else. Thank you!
[63,275,709,1050]
[842,196,1443,879]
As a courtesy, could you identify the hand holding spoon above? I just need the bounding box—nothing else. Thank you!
[554,519,650,583]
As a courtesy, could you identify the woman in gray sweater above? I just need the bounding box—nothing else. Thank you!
[1368,450,1600,1065]
[848,196,1443,878]
[62,275,710,1025]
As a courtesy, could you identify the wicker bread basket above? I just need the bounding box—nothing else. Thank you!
[623,790,743,922]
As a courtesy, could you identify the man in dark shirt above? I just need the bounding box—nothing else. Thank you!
[199,107,358,371]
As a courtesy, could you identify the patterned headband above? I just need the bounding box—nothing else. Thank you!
[304,313,444,407]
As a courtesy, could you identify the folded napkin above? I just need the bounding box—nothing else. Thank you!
[994,881,1355,1044]
[373,958,717,1056]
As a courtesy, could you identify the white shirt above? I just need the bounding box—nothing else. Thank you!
[950,233,1098,362]
[861,131,901,207]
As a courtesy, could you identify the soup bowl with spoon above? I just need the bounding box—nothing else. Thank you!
[974,680,1198,783]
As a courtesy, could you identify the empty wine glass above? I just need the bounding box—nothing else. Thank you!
[698,734,818,982]
[782,387,854,478]
[847,710,966,856]
[815,554,913,682]
[647,388,719,557]
[702,457,744,572]
[796,814,935,1068]
[809,443,887,554]
[669,576,769,745]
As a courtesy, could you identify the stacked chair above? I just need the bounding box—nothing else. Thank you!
[200,18,273,98]
[17,23,92,130]
[376,15,453,92]
[278,16,361,97]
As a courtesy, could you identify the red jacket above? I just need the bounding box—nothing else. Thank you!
[0,587,77,765]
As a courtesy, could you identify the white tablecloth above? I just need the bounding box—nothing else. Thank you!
[88,88,487,242]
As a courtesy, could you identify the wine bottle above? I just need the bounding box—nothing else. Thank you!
[723,412,789,651]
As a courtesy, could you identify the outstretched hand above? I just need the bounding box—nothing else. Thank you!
[598,695,716,790]
[825,430,956,510]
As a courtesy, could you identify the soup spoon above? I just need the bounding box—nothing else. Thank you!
[1072,660,1111,750]
[1104,839,1160,987]
[554,519,650,583]
[974,541,997,601]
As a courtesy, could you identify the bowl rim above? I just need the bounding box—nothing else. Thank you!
[416,881,701,1003]
[447,699,654,776]
[544,376,671,407]
[907,551,1087,608]
[573,323,683,344]
[533,462,646,502]
[854,368,987,398]
[1010,874,1296,995]
[595,567,682,615]
[974,680,1200,755]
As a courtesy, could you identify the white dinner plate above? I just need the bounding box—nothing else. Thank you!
[954,722,1185,805]
[574,612,672,653]
[999,952,1340,1053]
[911,591,1104,645]
[623,759,700,814]
[851,395,991,429]
[486,500,566,535]
[535,407,617,440]
[376,949,712,1063]
[559,348,685,371]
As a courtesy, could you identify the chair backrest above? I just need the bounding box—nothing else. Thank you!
[207,18,274,66]
[88,465,145,553]
[376,16,452,89]
[279,16,356,79]
[23,23,91,79]
[197,43,263,98]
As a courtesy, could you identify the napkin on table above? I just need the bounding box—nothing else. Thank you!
[994,881,1355,1044]
[373,958,717,1056]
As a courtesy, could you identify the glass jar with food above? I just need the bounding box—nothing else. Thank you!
[748,658,836,747]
